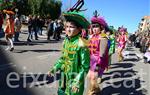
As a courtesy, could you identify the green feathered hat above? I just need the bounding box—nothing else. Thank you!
[107,26,116,34]
[63,11,90,29]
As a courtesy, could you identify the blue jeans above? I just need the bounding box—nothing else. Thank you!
[0,27,4,38]
[14,32,20,41]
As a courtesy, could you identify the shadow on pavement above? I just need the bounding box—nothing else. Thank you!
[13,49,61,53]
[0,46,60,95]
[125,47,135,51]
[123,58,140,62]
[110,63,135,69]
[0,40,43,46]
[101,79,145,95]
[0,39,62,46]
[0,46,37,95]
[123,54,140,62]
[100,62,147,95]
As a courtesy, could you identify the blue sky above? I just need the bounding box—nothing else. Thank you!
[61,0,149,33]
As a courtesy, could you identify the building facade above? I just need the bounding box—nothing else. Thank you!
[138,16,150,32]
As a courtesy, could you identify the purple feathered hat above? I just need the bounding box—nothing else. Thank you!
[118,26,127,32]
[91,16,108,28]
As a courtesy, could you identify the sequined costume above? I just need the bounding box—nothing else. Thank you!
[88,34,108,78]
[117,35,127,49]
[50,35,90,95]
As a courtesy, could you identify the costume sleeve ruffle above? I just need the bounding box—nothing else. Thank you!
[50,57,64,73]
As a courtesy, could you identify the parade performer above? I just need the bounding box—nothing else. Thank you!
[106,26,116,69]
[48,4,90,95]
[117,26,128,62]
[88,16,109,94]
[3,9,15,51]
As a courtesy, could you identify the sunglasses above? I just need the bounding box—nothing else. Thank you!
[91,24,100,28]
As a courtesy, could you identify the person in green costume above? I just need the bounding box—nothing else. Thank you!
[106,26,116,69]
[48,11,90,95]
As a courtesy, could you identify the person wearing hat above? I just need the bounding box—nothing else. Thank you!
[48,11,90,95]
[117,26,128,62]
[106,26,116,69]
[88,16,109,94]
[3,9,15,51]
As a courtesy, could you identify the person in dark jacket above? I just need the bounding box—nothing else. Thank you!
[47,18,54,40]
[27,15,33,42]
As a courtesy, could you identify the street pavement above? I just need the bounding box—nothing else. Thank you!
[0,27,150,95]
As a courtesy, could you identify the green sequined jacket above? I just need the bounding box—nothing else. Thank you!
[50,35,90,95]
[109,35,116,55]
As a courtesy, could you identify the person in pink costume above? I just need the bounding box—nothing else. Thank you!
[87,16,109,95]
[117,26,128,62]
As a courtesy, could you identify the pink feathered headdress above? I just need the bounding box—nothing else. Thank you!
[118,26,127,32]
[91,16,108,27]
